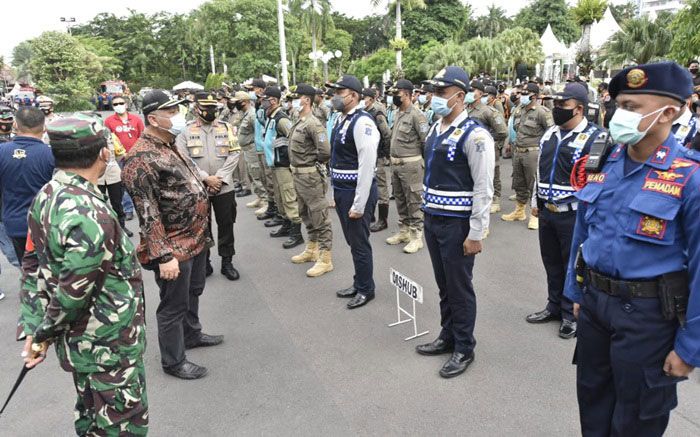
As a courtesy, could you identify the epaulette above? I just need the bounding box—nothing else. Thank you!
[682,147,700,163]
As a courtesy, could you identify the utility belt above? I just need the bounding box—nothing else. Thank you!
[390,155,423,165]
[290,165,317,174]
[575,245,689,325]
[543,201,578,213]
[515,146,539,153]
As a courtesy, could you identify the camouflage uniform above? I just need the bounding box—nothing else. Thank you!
[468,101,507,206]
[18,116,147,436]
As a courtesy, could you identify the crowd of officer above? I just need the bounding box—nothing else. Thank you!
[2,58,700,436]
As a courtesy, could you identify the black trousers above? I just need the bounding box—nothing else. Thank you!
[209,190,237,258]
[424,213,477,355]
[154,250,207,369]
[99,182,126,225]
[334,181,378,297]
[12,236,26,263]
[538,208,576,321]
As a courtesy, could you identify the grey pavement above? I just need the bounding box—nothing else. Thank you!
[1,158,699,436]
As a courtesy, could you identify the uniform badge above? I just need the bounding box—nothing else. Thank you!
[586,173,606,184]
[670,158,694,170]
[636,215,666,239]
[12,149,26,159]
[576,133,589,143]
[318,133,327,143]
[626,68,648,89]
[653,170,684,182]
[651,146,669,165]
[447,128,464,144]
[191,147,201,156]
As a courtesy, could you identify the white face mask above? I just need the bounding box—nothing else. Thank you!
[114,104,127,114]
[292,99,302,110]
[609,106,673,146]
[155,112,187,136]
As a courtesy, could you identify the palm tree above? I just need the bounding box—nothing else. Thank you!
[571,0,607,75]
[598,15,673,66]
[464,37,507,77]
[290,0,333,71]
[478,5,511,38]
[496,27,545,82]
[371,0,426,71]
[421,41,474,78]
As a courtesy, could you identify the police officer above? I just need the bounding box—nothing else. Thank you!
[328,75,379,309]
[386,79,430,254]
[465,80,507,215]
[415,66,494,378]
[502,82,553,230]
[526,83,605,339]
[565,62,700,435]
[260,86,304,249]
[362,88,392,233]
[176,92,241,280]
[287,84,333,277]
[671,103,698,148]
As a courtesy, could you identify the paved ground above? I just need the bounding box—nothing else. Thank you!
[1,158,699,436]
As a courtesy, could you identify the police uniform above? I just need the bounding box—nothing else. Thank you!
[386,79,430,253]
[672,106,698,148]
[526,83,606,338]
[329,75,379,309]
[176,92,241,280]
[467,81,507,213]
[363,88,392,232]
[232,92,266,206]
[287,84,333,277]
[565,62,700,436]
[415,66,495,379]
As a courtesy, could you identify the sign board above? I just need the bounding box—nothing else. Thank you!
[390,268,423,303]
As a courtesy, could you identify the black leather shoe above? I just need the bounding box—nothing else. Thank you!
[233,182,243,193]
[185,333,224,349]
[370,219,387,232]
[206,261,214,277]
[265,216,286,228]
[221,260,240,281]
[123,226,134,238]
[525,309,561,324]
[416,338,454,356]
[163,360,208,380]
[336,286,357,298]
[439,352,475,378]
[125,212,134,221]
[270,221,291,237]
[347,293,373,309]
[236,189,252,198]
[559,319,577,339]
[257,210,275,220]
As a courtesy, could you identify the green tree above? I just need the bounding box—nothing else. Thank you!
[610,1,638,24]
[421,41,474,79]
[403,40,441,82]
[514,0,580,45]
[598,14,673,66]
[463,37,508,77]
[476,5,512,38]
[371,0,427,71]
[323,28,353,78]
[669,0,700,64]
[571,0,607,76]
[347,48,395,84]
[74,36,123,80]
[496,27,545,81]
[402,0,472,46]
[290,0,333,72]
[11,41,33,81]
[331,13,390,60]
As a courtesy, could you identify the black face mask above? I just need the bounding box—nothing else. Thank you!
[235,102,245,111]
[196,106,217,123]
[690,68,699,75]
[553,106,576,126]
[0,121,12,134]
[392,95,403,107]
[510,94,519,103]
[227,101,236,111]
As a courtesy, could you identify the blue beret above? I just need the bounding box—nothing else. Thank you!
[609,61,693,104]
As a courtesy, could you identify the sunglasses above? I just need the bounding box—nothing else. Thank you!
[113,102,126,107]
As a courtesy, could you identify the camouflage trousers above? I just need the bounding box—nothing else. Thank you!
[72,362,148,436]
[391,160,424,230]
[294,171,332,250]
[243,146,265,199]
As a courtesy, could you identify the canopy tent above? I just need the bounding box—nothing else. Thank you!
[589,7,623,51]
[540,24,568,58]
[172,81,204,91]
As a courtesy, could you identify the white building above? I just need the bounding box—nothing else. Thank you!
[637,0,686,16]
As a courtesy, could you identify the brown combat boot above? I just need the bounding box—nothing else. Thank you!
[501,202,527,221]
[306,250,333,277]
[291,242,319,264]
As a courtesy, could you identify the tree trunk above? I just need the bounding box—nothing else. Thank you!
[311,15,318,71]
[396,1,402,71]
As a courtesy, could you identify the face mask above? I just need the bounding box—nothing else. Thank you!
[0,121,12,134]
[41,107,52,115]
[480,96,490,105]
[248,91,258,101]
[323,100,332,109]
[392,95,403,107]
[261,100,272,111]
[464,92,476,104]
[609,106,671,146]
[331,95,346,112]
[690,68,699,75]
[520,95,531,106]
[197,106,217,123]
[114,104,127,114]
[417,95,427,105]
[431,93,459,117]
[510,94,519,103]
[292,99,302,110]
[158,112,187,136]
[357,100,366,109]
[552,106,576,126]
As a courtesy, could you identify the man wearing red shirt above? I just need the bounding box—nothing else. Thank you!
[105,96,144,220]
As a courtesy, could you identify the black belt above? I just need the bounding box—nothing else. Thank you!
[586,269,659,298]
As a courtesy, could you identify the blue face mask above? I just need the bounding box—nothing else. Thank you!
[248,91,258,101]
[609,106,670,146]
[520,94,531,106]
[417,95,427,105]
[464,92,476,104]
[480,96,489,105]
[292,99,302,110]
[431,93,459,117]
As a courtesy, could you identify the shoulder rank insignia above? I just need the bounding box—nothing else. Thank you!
[12,149,26,159]
[637,215,666,239]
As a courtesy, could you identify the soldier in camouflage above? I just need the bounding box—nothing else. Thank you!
[17,114,148,436]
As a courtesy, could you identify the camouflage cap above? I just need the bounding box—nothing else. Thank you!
[47,114,106,151]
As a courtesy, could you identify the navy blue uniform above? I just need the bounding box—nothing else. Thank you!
[535,120,604,321]
[565,136,700,435]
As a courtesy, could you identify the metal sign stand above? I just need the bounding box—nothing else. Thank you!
[388,269,429,341]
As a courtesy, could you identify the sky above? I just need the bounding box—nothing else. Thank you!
[1,0,628,62]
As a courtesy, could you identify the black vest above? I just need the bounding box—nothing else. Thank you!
[330,110,368,190]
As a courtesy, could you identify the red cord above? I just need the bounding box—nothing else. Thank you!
[571,155,589,191]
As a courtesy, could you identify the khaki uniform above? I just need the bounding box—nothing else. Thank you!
[368,102,392,205]
[490,98,505,115]
[513,104,553,204]
[469,102,507,201]
[312,104,327,125]
[269,109,300,224]
[237,107,265,199]
[390,105,429,230]
[289,113,332,249]
[228,110,249,190]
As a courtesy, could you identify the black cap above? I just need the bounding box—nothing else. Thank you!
[314,87,325,96]
[551,82,589,105]
[194,92,219,106]
[326,75,363,95]
[251,78,267,89]
[142,90,185,116]
[290,83,316,98]
[484,86,498,96]
[263,86,282,99]
[362,88,377,98]
[428,66,470,92]
[394,79,414,91]
[470,80,485,92]
[524,83,540,94]
[420,82,434,93]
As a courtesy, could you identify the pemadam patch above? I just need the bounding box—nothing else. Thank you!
[636,215,667,239]
[642,157,699,198]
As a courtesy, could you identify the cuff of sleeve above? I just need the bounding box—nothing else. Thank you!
[674,318,700,367]
[564,286,583,304]
[156,253,174,264]
[467,229,483,241]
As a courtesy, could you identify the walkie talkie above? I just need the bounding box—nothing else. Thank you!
[584,131,612,172]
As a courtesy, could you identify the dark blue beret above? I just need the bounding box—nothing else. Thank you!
[609,61,693,103]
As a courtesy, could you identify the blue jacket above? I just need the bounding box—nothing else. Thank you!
[0,136,54,238]
[564,134,700,367]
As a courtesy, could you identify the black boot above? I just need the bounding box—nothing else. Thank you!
[220,256,240,281]
[270,219,291,237]
[119,217,134,238]
[370,203,388,232]
[283,222,304,249]
[257,200,277,220]
[264,214,285,227]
